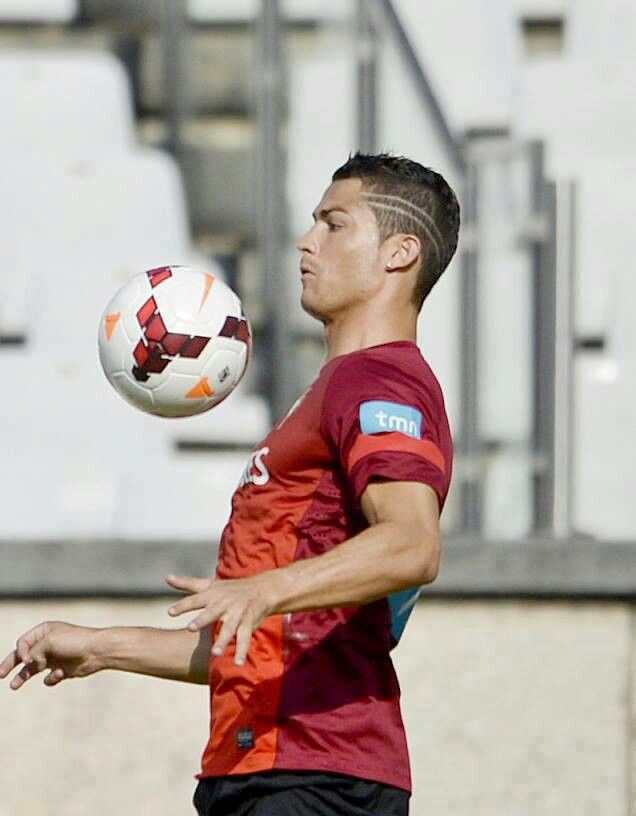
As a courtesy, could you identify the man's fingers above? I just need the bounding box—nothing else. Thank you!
[16,641,31,665]
[167,593,208,618]
[10,658,45,691]
[211,616,239,656]
[15,623,51,665]
[234,623,253,666]
[169,595,225,626]
[9,671,28,691]
[186,607,222,633]
[0,650,19,679]
[44,668,65,687]
[165,575,211,594]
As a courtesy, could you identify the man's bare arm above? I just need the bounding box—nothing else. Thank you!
[268,479,441,611]
[0,622,210,691]
[166,480,441,664]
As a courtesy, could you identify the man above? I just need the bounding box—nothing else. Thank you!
[0,152,460,816]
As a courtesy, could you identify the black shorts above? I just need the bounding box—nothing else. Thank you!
[193,770,410,816]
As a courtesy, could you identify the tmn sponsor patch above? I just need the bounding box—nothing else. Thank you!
[359,401,423,440]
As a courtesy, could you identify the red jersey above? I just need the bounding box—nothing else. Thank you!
[199,341,453,792]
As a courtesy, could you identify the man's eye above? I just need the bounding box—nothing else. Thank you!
[327,222,343,232]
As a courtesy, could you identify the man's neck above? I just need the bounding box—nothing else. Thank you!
[323,310,417,362]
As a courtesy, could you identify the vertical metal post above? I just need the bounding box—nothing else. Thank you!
[375,0,466,177]
[356,0,377,153]
[458,161,481,534]
[161,0,188,160]
[256,0,292,420]
[552,180,576,538]
[529,141,555,533]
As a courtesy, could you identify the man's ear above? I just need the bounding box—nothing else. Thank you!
[384,234,421,272]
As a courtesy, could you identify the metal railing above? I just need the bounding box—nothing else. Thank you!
[373,0,466,176]
[255,0,293,421]
[552,180,576,538]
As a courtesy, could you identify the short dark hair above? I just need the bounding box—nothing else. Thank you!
[332,152,460,309]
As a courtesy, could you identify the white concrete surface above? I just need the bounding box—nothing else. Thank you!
[0,0,77,22]
[395,600,632,816]
[0,50,135,156]
[1,599,633,815]
[393,0,519,132]
[0,600,208,816]
[0,151,268,541]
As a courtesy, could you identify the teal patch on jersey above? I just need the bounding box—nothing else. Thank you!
[388,587,421,642]
[359,401,423,440]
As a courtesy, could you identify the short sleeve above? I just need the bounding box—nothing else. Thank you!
[320,353,450,510]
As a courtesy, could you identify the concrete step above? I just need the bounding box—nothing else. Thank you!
[80,0,160,27]
[139,28,253,115]
[81,0,352,25]
[139,116,255,236]
[139,26,322,116]
[0,1,78,25]
[0,25,115,49]
[0,27,148,114]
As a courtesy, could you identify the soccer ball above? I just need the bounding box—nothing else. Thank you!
[98,265,251,418]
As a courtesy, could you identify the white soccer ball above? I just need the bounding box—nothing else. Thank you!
[98,265,251,418]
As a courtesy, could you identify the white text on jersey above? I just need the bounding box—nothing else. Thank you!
[238,446,271,488]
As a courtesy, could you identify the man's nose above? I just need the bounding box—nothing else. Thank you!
[296,226,318,254]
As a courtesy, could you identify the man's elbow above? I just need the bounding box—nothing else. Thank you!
[413,530,441,585]
[419,556,440,585]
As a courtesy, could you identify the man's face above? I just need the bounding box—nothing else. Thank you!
[296,178,384,321]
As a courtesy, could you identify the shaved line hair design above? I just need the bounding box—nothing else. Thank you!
[332,152,460,309]
[361,192,445,265]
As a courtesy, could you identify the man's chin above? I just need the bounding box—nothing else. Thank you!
[300,293,326,322]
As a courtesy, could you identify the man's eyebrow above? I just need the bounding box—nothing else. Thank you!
[311,206,350,222]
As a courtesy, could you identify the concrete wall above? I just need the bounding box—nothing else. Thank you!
[1,598,633,815]
[395,600,633,816]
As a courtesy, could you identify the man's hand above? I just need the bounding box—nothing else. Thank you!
[165,574,275,666]
[0,622,104,691]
